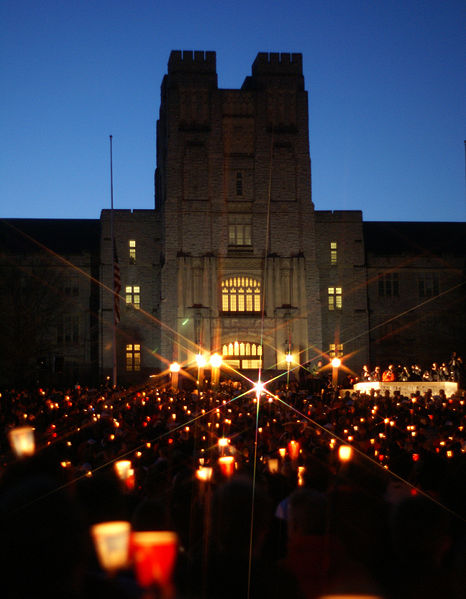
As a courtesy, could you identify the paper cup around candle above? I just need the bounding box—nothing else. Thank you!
[115,460,132,480]
[9,426,35,457]
[338,445,353,462]
[91,521,131,573]
[288,440,300,460]
[267,458,279,473]
[218,456,235,477]
[131,531,178,588]
[196,466,213,482]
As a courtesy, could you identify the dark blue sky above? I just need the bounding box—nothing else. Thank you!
[1,0,464,221]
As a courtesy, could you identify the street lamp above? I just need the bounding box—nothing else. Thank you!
[195,353,207,392]
[331,357,341,390]
[285,352,293,389]
[210,353,222,388]
[169,361,181,391]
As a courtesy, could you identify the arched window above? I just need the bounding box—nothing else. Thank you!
[222,341,262,369]
[221,276,261,313]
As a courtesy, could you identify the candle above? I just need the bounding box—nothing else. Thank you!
[218,456,235,477]
[338,445,353,462]
[288,440,300,460]
[267,458,279,473]
[131,531,178,589]
[196,467,213,482]
[297,466,305,486]
[8,426,35,457]
[91,521,131,573]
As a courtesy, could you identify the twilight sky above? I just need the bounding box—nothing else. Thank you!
[1,0,464,222]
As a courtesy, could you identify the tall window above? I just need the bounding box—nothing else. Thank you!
[228,215,252,247]
[129,240,136,264]
[328,287,342,310]
[63,276,79,296]
[222,341,262,369]
[418,273,439,298]
[329,343,343,358]
[126,285,141,309]
[126,344,141,371]
[57,315,80,345]
[236,171,243,197]
[378,272,399,297]
[222,277,261,312]
[330,241,338,265]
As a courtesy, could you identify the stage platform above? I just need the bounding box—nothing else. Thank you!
[353,381,459,398]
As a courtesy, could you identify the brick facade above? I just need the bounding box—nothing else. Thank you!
[1,51,464,387]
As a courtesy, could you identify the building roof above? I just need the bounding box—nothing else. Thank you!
[0,219,100,254]
[363,221,466,256]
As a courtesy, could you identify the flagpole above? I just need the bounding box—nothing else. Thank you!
[110,135,117,388]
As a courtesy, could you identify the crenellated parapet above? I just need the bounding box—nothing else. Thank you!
[252,52,303,76]
[168,50,217,75]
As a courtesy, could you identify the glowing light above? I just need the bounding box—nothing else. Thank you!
[288,440,300,460]
[196,467,213,482]
[218,456,235,477]
[169,362,180,373]
[253,381,265,398]
[114,460,132,481]
[132,531,178,589]
[210,353,222,368]
[285,352,293,364]
[218,437,230,448]
[331,357,341,368]
[91,521,131,573]
[267,458,279,473]
[297,466,305,486]
[195,353,207,368]
[8,426,35,457]
[338,445,353,462]
[278,447,286,458]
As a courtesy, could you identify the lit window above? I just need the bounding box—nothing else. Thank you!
[329,343,343,358]
[222,341,262,369]
[328,287,342,310]
[126,285,141,309]
[236,172,243,196]
[129,240,136,264]
[418,273,439,298]
[221,277,261,312]
[126,344,141,371]
[228,215,252,247]
[330,242,338,265]
[378,272,399,297]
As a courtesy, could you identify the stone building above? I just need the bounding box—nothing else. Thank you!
[0,51,464,387]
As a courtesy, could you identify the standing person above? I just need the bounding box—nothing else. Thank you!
[448,352,463,382]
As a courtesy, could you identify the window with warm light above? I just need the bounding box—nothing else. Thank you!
[126,285,141,309]
[330,241,338,265]
[221,277,261,312]
[129,240,136,264]
[222,341,262,369]
[126,344,141,371]
[328,287,342,310]
[228,214,252,247]
[329,343,343,358]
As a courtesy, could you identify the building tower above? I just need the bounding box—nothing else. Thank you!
[155,51,322,373]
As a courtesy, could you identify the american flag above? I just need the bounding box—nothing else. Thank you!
[113,240,121,325]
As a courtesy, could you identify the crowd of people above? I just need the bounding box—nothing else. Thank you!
[0,367,465,598]
[358,352,463,384]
